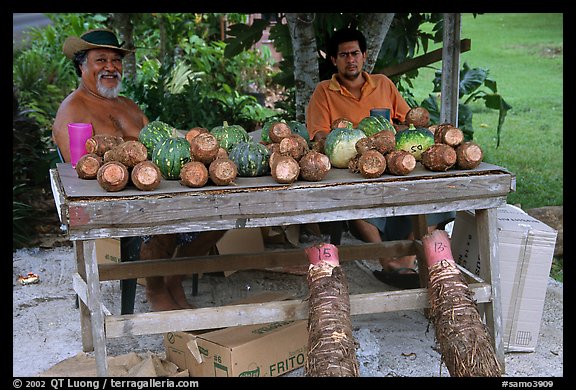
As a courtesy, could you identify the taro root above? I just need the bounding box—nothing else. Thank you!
[434,123,464,147]
[348,154,360,174]
[208,157,237,186]
[180,160,209,188]
[428,124,440,137]
[279,134,309,161]
[357,149,386,178]
[270,155,300,184]
[456,141,484,170]
[185,127,209,144]
[310,138,326,154]
[105,140,148,168]
[189,132,220,165]
[421,143,457,172]
[268,151,282,170]
[75,153,102,179]
[97,161,129,192]
[299,150,331,181]
[304,243,359,377]
[370,129,396,155]
[266,142,281,157]
[131,160,162,191]
[385,150,416,176]
[355,137,375,155]
[85,134,124,157]
[215,147,228,160]
[268,121,293,143]
[405,106,430,127]
[423,230,501,377]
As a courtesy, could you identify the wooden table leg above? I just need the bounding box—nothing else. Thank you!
[82,240,109,377]
[475,208,506,373]
[412,214,430,289]
[74,241,94,352]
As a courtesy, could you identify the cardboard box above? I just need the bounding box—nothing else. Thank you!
[214,227,265,277]
[216,228,265,254]
[164,320,307,377]
[94,238,149,285]
[95,238,121,264]
[164,292,308,377]
[450,204,558,352]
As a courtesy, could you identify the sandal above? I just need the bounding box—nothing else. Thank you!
[373,267,420,289]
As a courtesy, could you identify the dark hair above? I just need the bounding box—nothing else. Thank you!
[327,28,367,59]
[72,49,126,77]
[72,51,89,77]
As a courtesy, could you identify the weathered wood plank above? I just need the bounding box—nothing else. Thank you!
[377,38,471,78]
[97,240,417,281]
[54,163,514,240]
[441,13,462,125]
[104,283,492,338]
[49,168,66,224]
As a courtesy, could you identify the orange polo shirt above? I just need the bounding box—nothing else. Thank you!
[305,72,411,140]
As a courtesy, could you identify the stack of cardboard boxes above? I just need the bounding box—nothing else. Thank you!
[450,204,558,352]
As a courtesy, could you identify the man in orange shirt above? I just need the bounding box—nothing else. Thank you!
[306,27,454,289]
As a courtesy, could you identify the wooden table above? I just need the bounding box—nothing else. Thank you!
[50,162,515,377]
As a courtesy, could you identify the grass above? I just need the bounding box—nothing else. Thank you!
[411,13,563,210]
[410,13,563,281]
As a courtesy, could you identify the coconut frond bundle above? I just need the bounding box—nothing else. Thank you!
[304,243,360,377]
[424,230,501,377]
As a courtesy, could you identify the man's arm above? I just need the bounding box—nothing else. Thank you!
[306,84,333,141]
[52,98,83,162]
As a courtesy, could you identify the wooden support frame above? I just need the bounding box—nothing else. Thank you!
[51,160,514,376]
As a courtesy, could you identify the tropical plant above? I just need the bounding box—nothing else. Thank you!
[419,62,513,144]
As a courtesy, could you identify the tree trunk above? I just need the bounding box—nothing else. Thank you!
[286,13,319,122]
[359,13,395,74]
[111,13,136,81]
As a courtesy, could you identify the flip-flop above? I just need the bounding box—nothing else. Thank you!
[373,268,420,289]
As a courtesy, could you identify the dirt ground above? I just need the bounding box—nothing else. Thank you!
[12,227,563,379]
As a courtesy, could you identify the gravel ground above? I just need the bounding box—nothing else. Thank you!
[12,231,563,379]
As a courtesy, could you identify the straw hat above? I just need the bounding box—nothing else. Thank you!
[63,28,133,59]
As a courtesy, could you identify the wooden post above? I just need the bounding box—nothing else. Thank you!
[440,13,462,126]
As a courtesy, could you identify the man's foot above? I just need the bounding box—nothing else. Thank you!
[146,287,182,311]
[165,276,194,309]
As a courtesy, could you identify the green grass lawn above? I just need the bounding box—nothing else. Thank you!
[411,13,563,210]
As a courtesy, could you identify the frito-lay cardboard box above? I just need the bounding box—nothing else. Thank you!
[164,320,308,377]
[450,204,558,352]
[164,291,307,377]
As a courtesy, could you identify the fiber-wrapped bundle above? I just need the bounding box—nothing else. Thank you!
[423,229,501,377]
[304,243,359,377]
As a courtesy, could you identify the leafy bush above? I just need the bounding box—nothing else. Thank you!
[125,34,280,131]
[419,62,512,143]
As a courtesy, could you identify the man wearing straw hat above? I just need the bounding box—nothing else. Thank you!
[53,28,224,311]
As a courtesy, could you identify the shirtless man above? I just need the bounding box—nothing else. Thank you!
[53,28,224,311]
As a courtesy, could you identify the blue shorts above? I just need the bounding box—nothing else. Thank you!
[140,232,200,245]
[121,232,201,260]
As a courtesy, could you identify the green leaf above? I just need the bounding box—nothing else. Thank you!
[458,65,487,97]
[482,94,513,147]
[420,94,440,124]
[224,19,269,58]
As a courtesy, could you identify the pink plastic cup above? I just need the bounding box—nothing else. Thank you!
[68,123,93,167]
